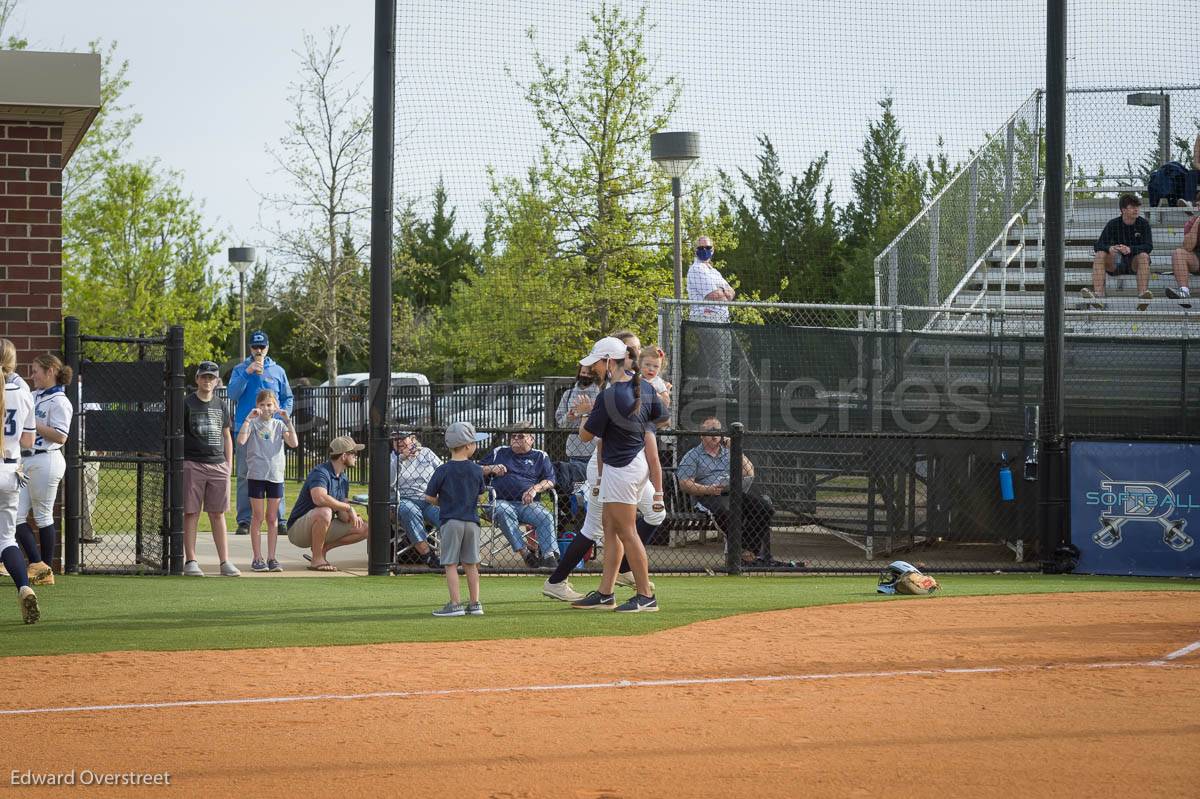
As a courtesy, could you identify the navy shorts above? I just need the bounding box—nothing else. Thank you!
[248,479,284,499]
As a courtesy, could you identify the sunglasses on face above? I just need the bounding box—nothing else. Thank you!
[696,246,713,254]
[251,345,266,351]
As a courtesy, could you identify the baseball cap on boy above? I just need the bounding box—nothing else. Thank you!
[445,421,479,449]
[196,361,220,377]
[249,331,269,347]
[579,336,628,366]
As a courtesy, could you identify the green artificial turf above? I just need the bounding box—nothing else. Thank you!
[4,574,1198,658]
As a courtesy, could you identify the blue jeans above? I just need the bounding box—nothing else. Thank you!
[492,498,555,555]
[236,443,286,527]
[396,497,440,544]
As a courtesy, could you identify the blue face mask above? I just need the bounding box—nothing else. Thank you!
[696,246,714,261]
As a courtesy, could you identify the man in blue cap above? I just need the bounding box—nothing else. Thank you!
[227,331,294,535]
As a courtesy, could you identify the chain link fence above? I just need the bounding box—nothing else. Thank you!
[71,336,170,574]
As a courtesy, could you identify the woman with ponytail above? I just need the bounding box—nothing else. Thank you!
[15,354,74,586]
[568,334,667,612]
[0,339,40,623]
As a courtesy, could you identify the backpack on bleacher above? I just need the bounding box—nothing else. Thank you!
[1147,161,1188,208]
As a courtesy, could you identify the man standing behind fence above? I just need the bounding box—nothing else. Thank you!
[227,331,293,536]
[686,235,734,395]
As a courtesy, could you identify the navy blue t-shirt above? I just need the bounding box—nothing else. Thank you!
[425,459,486,524]
[584,379,667,468]
[479,446,555,501]
[288,462,349,527]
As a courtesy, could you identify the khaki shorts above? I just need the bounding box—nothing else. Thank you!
[287,508,357,548]
[184,461,230,514]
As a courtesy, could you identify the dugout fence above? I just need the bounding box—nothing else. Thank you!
[62,317,186,575]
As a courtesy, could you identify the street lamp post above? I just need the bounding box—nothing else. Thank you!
[651,131,700,299]
[1127,91,1171,168]
[228,247,256,361]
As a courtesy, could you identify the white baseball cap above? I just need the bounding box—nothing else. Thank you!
[579,336,628,366]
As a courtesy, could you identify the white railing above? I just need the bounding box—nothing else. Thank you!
[874,90,1043,309]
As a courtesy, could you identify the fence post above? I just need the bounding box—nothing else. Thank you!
[165,325,185,575]
[136,342,146,567]
[1004,119,1015,221]
[928,203,940,306]
[63,316,81,574]
[888,249,899,307]
[967,161,979,270]
[727,422,744,575]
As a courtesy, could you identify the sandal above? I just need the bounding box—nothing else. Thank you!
[306,561,337,572]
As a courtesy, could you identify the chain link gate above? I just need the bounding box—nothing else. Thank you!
[63,317,185,575]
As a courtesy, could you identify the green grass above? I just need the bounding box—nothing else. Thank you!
[5,574,1198,658]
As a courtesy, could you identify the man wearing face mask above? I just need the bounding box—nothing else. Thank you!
[686,235,735,394]
[555,364,600,467]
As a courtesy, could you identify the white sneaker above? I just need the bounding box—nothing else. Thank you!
[615,571,655,593]
[18,586,39,624]
[220,561,242,577]
[183,560,205,577]
[542,578,584,602]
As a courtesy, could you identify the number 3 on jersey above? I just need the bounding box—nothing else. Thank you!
[4,409,16,437]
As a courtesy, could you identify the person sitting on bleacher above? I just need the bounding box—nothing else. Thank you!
[676,416,776,566]
[390,430,442,568]
[1081,193,1153,310]
[1166,192,1200,307]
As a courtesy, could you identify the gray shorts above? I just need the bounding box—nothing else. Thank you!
[439,519,481,565]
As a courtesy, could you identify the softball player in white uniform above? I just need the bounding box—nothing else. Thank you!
[15,354,73,585]
[0,339,40,624]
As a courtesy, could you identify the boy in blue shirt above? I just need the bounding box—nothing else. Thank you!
[425,421,486,617]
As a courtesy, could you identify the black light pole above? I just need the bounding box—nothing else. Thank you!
[1039,0,1067,570]
[367,0,396,576]
[228,247,255,361]
[650,131,700,299]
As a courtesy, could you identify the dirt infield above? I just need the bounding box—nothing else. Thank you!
[2,591,1198,798]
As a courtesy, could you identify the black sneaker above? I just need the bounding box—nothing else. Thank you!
[1166,285,1193,307]
[276,520,288,535]
[236,522,249,536]
[571,590,615,610]
[521,549,541,568]
[614,594,659,613]
[426,551,443,570]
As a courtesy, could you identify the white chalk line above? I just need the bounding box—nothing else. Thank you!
[1,658,1196,718]
[1158,639,1200,663]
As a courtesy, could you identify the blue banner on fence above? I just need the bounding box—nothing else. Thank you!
[1070,442,1200,577]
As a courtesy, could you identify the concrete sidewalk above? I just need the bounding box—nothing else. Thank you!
[189,527,367,577]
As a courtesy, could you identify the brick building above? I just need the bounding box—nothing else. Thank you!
[0,51,100,365]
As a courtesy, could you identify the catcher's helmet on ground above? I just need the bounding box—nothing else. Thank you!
[877,561,939,595]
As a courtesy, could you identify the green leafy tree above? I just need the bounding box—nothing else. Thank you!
[394,178,478,308]
[516,2,678,335]
[719,136,844,303]
[0,0,27,49]
[840,96,927,303]
[63,162,230,360]
[434,171,595,380]
[63,41,141,204]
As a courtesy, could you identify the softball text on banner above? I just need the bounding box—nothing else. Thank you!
[1070,442,1200,577]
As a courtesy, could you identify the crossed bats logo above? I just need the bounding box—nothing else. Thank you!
[1092,469,1195,552]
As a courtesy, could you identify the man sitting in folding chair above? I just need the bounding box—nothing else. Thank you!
[390,429,443,569]
[479,421,559,568]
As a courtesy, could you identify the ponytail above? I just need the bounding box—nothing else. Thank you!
[627,346,642,417]
[0,338,17,428]
[34,353,71,385]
